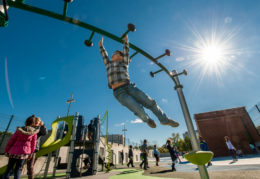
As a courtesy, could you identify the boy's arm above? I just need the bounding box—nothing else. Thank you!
[99,37,109,65]
[122,35,130,64]
[38,124,48,137]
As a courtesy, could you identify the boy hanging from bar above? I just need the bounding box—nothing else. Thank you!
[99,35,179,128]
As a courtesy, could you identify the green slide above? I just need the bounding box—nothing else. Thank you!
[0,116,74,175]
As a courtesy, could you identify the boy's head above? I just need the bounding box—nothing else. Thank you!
[199,136,203,142]
[167,139,172,144]
[34,117,42,127]
[130,145,132,149]
[111,50,123,62]
[154,145,156,148]
[224,136,229,141]
[144,139,147,144]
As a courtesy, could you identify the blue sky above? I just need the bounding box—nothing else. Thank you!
[1,0,260,146]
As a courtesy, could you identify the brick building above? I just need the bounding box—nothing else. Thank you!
[194,107,260,157]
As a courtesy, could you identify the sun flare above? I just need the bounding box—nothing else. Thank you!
[200,43,224,65]
[178,25,243,83]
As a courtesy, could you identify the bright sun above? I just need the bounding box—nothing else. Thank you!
[180,32,238,80]
[200,44,224,65]
[177,23,243,85]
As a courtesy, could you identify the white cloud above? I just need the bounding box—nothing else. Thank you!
[224,17,232,24]
[114,122,125,127]
[161,98,168,103]
[150,62,154,65]
[130,119,143,124]
[176,56,185,62]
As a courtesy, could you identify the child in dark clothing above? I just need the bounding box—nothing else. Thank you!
[121,150,124,165]
[87,120,93,141]
[166,139,177,171]
[153,145,160,166]
[199,136,212,166]
[127,145,135,167]
[140,139,148,170]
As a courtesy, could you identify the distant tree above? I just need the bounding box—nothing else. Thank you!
[171,133,180,146]
[177,138,185,151]
[167,133,192,152]
[183,136,192,151]
[158,146,168,153]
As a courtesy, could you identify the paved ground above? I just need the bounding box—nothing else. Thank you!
[159,154,260,172]
[19,154,260,179]
[143,154,260,179]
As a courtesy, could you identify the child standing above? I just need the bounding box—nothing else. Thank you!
[140,139,148,170]
[166,139,177,171]
[224,136,238,162]
[153,145,160,166]
[127,145,135,167]
[199,136,212,166]
[3,115,38,179]
[26,117,48,179]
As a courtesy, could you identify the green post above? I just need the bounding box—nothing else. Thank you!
[63,1,68,17]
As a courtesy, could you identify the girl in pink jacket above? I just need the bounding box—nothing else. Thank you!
[3,115,39,179]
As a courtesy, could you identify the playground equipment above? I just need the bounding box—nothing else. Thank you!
[2,1,214,178]
[0,114,101,178]
[99,110,113,172]
[0,0,9,27]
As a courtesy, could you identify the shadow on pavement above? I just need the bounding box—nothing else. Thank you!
[150,169,174,174]
[116,170,139,175]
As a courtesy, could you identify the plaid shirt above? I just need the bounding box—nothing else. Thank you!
[100,42,130,89]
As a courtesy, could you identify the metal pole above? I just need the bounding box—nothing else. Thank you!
[52,116,61,177]
[80,126,87,177]
[122,124,127,146]
[92,116,100,175]
[172,70,209,179]
[0,114,14,147]
[66,112,79,178]
[53,93,75,177]
[44,153,52,179]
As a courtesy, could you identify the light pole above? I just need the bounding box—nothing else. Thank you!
[66,93,75,116]
[53,93,75,177]
[122,124,127,146]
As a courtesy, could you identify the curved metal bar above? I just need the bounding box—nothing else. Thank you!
[7,0,177,85]
[3,0,9,20]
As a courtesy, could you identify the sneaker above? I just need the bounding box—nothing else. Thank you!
[162,119,179,127]
[147,119,156,128]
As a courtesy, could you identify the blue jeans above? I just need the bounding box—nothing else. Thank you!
[3,158,25,179]
[113,83,168,123]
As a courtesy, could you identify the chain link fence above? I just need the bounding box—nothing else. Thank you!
[0,113,27,133]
